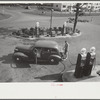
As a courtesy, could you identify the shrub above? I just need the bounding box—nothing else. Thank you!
[13,26,81,37]
[12,31,17,35]
[29,27,35,36]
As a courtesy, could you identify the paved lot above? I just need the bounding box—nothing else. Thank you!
[0,7,100,82]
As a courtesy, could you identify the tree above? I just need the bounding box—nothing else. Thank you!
[89,4,94,16]
[73,3,87,33]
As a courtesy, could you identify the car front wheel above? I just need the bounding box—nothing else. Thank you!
[49,57,59,65]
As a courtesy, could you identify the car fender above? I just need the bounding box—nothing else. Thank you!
[13,52,28,59]
[49,55,62,61]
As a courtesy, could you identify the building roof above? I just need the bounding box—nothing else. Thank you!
[35,40,59,49]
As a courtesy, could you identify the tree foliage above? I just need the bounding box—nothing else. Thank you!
[73,3,88,33]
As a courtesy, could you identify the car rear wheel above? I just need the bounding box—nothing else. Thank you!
[49,57,59,65]
[13,56,22,63]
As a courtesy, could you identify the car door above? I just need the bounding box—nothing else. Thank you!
[35,47,42,59]
[41,48,51,60]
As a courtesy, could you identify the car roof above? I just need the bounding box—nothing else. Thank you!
[35,40,59,49]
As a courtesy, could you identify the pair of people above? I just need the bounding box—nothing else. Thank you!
[74,47,96,78]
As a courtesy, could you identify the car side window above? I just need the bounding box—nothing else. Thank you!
[35,47,41,51]
[51,49,58,54]
[42,48,50,53]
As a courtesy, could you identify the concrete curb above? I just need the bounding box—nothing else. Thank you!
[62,65,100,82]
[27,32,82,40]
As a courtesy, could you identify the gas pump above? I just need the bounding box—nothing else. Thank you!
[35,22,40,37]
[74,48,87,78]
[83,47,96,76]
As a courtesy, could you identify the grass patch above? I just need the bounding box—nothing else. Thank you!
[23,9,75,17]
[23,9,100,17]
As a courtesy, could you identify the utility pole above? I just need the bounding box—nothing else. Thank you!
[50,9,53,37]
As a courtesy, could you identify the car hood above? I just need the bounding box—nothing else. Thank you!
[15,45,33,51]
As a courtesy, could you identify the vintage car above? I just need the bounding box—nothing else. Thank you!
[13,40,66,64]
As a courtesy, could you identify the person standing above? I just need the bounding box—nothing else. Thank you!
[64,40,69,55]
[34,48,37,64]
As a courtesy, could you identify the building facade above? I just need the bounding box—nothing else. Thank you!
[52,3,100,12]
[53,3,75,12]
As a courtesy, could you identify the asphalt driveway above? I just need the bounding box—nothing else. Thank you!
[0,7,100,82]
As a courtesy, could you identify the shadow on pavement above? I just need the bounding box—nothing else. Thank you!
[13,62,31,68]
[62,70,97,82]
[34,73,63,82]
[0,53,13,64]
[36,61,51,65]
[0,53,31,68]
[79,76,96,82]
[0,53,57,68]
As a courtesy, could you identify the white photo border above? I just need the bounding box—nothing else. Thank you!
[0,1,100,99]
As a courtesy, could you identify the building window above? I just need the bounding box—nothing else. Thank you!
[63,5,66,8]
[56,5,58,7]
